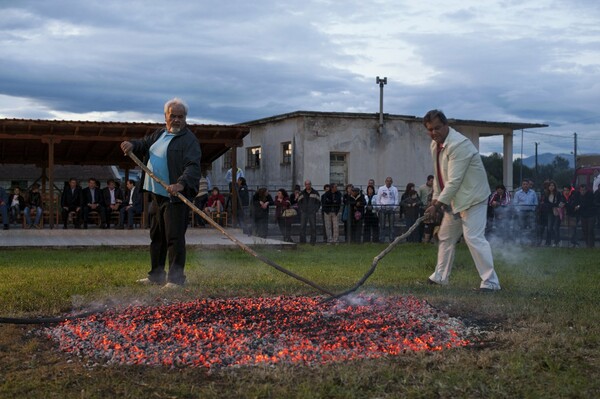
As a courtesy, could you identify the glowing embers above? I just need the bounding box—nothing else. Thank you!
[45,295,471,369]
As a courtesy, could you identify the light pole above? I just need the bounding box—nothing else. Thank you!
[376,76,387,133]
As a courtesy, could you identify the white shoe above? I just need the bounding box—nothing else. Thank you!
[161,282,183,290]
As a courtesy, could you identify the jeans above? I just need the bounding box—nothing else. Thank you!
[24,206,43,226]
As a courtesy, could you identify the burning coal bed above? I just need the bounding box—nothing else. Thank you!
[44,295,474,369]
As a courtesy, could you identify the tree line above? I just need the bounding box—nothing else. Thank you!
[481,153,573,190]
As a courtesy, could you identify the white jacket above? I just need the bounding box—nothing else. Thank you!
[431,127,490,214]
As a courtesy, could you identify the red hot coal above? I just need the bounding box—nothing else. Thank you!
[44,295,473,369]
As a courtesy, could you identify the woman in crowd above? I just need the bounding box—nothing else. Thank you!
[274,188,293,242]
[252,187,274,238]
[541,180,562,247]
[486,184,512,240]
[362,185,379,243]
[204,187,225,214]
[347,186,364,243]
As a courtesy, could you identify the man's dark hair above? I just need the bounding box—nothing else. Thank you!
[427,175,434,180]
[423,109,448,126]
[126,179,136,186]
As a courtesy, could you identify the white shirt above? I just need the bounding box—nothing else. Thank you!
[376,184,398,210]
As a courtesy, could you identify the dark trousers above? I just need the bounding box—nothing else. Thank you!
[119,206,141,228]
[277,217,292,242]
[62,206,81,227]
[300,211,317,243]
[363,213,379,243]
[581,216,595,248]
[148,195,189,285]
[83,205,106,225]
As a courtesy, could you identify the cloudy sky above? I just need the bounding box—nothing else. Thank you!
[1,0,599,158]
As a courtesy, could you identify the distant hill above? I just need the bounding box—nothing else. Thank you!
[520,153,574,168]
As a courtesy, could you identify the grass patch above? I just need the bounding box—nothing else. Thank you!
[0,244,599,398]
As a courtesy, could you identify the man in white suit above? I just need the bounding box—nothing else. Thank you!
[423,110,501,291]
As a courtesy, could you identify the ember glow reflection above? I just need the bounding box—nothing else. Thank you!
[45,295,471,369]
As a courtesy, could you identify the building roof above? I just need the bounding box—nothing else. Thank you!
[240,110,548,135]
[0,118,249,168]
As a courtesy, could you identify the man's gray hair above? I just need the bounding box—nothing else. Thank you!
[164,97,189,115]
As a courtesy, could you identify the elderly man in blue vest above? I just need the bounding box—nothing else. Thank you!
[121,98,201,289]
[423,110,501,292]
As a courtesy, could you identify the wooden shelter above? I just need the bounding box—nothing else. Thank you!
[0,118,249,227]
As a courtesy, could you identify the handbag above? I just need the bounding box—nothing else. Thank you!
[354,210,362,221]
[552,207,560,217]
[282,208,297,218]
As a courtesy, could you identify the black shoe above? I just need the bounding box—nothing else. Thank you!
[3,224,8,230]
[63,225,68,229]
[83,224,88,229]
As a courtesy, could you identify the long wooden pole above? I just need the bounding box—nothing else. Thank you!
[126,151,337,297]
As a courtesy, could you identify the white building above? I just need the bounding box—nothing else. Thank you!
[208,111,546,193]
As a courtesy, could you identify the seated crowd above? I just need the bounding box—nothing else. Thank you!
[0,177,143,230]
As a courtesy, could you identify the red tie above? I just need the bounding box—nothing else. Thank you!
[436,144,445,191]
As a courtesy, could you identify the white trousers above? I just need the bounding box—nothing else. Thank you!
[323,212,339,243]
[429,200,501,289]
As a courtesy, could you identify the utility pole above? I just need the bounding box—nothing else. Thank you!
[534,142,539,181]
[376,76,387,133]
[573,132,578,170]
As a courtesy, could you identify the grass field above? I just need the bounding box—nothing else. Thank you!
[0,243,598,398]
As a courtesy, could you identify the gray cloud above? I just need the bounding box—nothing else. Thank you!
[1,0,599,157]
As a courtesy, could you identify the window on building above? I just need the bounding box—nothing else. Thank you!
[246,146,261,168]
[222,148,232,170]
[281,142,292,165]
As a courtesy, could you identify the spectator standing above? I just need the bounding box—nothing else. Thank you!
[61,178,82,229]
[298,180,320,245]
[423,109,500,291]
[321,184,330,242]
[363,185,379,243]
[274,188,293,242]
[486,184,511,240]
[377,177,399,242]
[563,185,580,248]
[347,187,365,243]
[321,183,342,244]
[236,177,251,234]
[512,179,538,244]
[252,187,274,238]
[121,97,201,288]
[342,184,354,242]
[541,181,562,247]
[400,183,422,242]
[24,183,44,229]
[579,184,595,248]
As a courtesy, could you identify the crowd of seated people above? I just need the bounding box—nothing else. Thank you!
[0,177,143,230]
